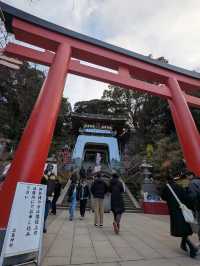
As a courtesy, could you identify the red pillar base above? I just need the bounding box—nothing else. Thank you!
[143,201,169,215]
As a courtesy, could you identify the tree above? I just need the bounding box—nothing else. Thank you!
[0,62,45,141]
[74,98,127,116]
[101,83,185,184]
[102,85,175,143]
[0,62,72,155]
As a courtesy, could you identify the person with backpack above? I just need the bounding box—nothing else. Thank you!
[67,174,78,221]
[91,172,108,227]
[77,177,91,219]
[109,173,125,234]
[187,172,200,245]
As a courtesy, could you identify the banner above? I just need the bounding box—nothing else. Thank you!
[0,182,46,266]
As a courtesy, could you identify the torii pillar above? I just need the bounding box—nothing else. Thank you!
[0,43,71,241]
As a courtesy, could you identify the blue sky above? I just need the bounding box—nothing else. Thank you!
[2,0,200,106]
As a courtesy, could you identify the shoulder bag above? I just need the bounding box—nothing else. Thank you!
[167,183,195,224]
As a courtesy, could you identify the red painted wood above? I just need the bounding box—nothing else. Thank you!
[69,60,171,98]
[5,44,200,108]
[143,202,169,215]
[0,43,71,228]
[12,18,200,91]
[4,43,171,98]
[168,77,200,175]
[184,93,200,109]
[5,43,54,66]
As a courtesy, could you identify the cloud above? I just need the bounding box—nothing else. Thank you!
[65,74,107,106]
[2,0,200,107]
[90,0,200,69]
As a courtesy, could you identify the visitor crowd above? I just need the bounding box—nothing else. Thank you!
[67,168,125,234]
[41,166,125,235]
[41,166,200,259]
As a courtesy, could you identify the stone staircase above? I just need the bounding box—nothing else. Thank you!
[60,186,142,213]
[122,192,142,213]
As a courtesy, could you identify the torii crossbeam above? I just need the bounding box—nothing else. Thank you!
[0,2,200,231]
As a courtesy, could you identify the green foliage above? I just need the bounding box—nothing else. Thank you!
[102,85,144,128]
[0,62,72,155]
[74,98,127,116]
[102,84,185,184]
[152,136,183,180]
[0,62,44,141]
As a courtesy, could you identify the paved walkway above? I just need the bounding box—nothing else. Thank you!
[41,210,200,266]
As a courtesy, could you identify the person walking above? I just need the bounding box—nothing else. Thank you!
[86,166,92,179]
[91,172,108,227]
[67,174,78,221]
[77,177,91,219]
[109,173,125,234]
[79,166,86,179]
[51,179,62,215]
[41,176,51,233]
[187,172,200,246]
[161,176,198,258]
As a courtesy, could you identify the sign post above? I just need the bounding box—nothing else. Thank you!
[0,182,46,266]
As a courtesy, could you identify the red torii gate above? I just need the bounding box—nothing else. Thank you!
[1,2,200,230]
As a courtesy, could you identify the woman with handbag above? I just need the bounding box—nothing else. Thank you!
[161,176,198,258]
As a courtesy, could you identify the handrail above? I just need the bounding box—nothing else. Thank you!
[57,178,71,205]
[123,182,140,209]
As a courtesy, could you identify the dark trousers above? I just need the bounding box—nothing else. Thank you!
[80,199,87,217]
[51,195,59,214]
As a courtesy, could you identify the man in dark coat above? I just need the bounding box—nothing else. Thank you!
[161,177,197,258]
[51,179,62,215]
[109,173,125,234]
[91,172,108,227]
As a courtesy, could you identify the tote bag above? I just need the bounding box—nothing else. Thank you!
[167,184,195,224]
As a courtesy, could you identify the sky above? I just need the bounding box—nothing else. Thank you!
[2,0,200,107]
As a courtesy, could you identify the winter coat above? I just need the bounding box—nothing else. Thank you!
[91,178,108,199]
[53,182,62,199]
[67,183,78,202]
[161,181,193,237]
[47,179,55,197]
[109,178,125,214]
[77,183,90,200]
[86,167,92,178]
[79,167,86,179]
[188,178,200,211]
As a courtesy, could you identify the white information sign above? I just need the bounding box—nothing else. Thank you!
[1,182,46,265]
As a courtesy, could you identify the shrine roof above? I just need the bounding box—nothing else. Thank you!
[1,1,200,80]
[71,112,128,135]
[71,112,127,122]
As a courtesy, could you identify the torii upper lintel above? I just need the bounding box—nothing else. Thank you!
[1,1,200,92]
